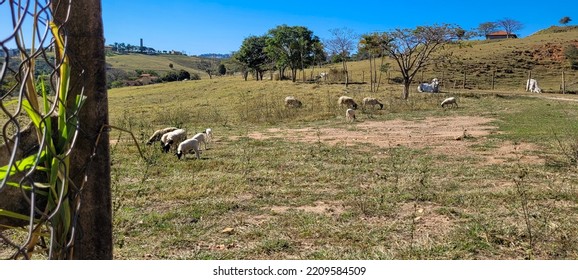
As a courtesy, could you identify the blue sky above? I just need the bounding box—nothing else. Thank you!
[101,0,577,55]
[1,1,576,56]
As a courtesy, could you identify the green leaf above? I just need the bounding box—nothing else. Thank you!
[0,208,34,222]
[0,151,46,180]
[22,99,42,129]
[3,181,49,196]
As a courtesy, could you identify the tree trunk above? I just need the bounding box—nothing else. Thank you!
[343,60,349,88]
[403,81,411,100]
[52,0,112,259]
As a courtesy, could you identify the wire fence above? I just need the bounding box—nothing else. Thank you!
[0,0,87,259]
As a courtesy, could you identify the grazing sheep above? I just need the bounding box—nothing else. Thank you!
[417,78,440,93]
[146,127,178,145]
[346,108,356,122]
[441,97,458,108]
[192,132,209,150]
[284,96,303,108]
[362,97,384,109]
[175,138,201,160]
[161,128,187,153]
[526,78,542,93]
[204,128,213,144]
[338,96,358,109]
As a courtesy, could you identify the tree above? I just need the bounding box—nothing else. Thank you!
[497,18,524,38]
[380,24,460,99]
[358,33,390,92]
[560,16,572,26]
[477,22,498,38]
[234,35,270,80]
[178,69,191,80]
[218,64,227,75]
[325,27,357,87]
[265,25,323,82]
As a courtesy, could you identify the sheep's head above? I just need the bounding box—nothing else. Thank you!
[162,143,171,153]
[176,151,183,159]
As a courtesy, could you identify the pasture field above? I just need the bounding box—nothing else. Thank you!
[107,76,578,259]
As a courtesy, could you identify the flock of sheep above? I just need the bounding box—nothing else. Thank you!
[146,127,213,159]
[285,92,458,122]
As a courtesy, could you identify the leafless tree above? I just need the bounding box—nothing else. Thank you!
[325,27,358,87]
[380,24,459,99]
[497,18,524,38]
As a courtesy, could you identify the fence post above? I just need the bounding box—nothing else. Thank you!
[463,71,466,89]
[526,70,532,91]
[562,71,566,94]
[52,0,112,259]
[492,70,495,90]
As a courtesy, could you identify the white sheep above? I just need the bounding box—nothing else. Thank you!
[161,128,187,153]
[284,96,303,108]
[338,96,358,109]
[146,127,178,145]
[192,131,209,150]
[204,128,213,144]
[441,97,458,108]
[346,108,356,122]
[362,97,384,109]
[175,138,201,160]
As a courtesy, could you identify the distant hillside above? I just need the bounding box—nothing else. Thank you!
[105,53,218,78]
[339,26,578,92]
[105,26,578,92]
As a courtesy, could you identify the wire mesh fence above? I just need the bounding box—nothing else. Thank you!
[0,0,88,259]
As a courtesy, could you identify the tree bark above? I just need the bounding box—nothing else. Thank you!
[403,82,410,100]
[52,0,112,259]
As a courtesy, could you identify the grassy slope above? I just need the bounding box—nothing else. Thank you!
[330,26,578,92]
[104,75,578,260]
[106,53,208,77]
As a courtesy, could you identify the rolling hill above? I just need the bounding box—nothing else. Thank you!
[105,26,578,92]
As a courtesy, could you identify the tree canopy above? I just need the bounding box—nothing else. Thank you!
[265,25,324,82]
[560,16,572,26]
[233,35,269,80]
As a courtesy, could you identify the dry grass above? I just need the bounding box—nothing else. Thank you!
[101,75,578,260]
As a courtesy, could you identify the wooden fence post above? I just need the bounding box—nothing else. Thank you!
[562,71,566,94]
[526,70,532,92]
[492,70,495,90]
[52,0,112,259]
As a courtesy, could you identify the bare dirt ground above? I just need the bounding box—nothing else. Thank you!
[247,116,542,165]
[243,116,544,247]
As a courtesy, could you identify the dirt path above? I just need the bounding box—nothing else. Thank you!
[247,116,541,165]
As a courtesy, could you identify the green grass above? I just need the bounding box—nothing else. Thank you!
[96,75,578,260]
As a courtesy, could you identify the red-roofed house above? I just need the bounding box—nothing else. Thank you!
[486,31,518,39]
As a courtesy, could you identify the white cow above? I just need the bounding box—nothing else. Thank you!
[526,79,542,93]
[417,78,440,93]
